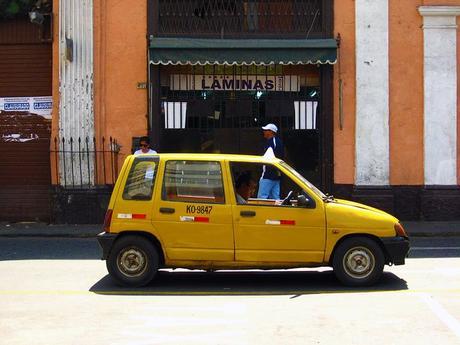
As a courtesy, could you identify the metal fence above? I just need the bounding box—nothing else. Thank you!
[156,0,323,37]
[51,136,120,188]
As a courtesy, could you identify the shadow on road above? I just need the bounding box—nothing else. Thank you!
[90,269,408,296]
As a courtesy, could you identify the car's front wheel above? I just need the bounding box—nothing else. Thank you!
[107,235,159,287]
[332,237,385,286]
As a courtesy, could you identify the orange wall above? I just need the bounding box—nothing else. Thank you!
[422,0,460,4]
[333,0,356,184]
[94,0,148,162]
[50,0,60,184]
[334,1,459,186]
[389,0,424,185]
[87,1,460,186]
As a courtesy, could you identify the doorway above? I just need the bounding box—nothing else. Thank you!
[151,64,331,189]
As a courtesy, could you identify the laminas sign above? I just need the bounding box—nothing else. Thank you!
[170,75,300,92]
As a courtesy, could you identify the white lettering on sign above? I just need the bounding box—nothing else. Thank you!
[170,75,299,92]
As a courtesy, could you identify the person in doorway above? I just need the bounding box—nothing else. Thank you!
[235,171,257,204]
[257,123,284,199]
[134,136,157,155]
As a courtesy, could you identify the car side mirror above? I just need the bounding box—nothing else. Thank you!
[297,194,315,208]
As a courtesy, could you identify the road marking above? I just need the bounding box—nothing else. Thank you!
[411,247,460,250]
[419,293,460,339]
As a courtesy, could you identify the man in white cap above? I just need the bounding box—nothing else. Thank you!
[258,123,284,199]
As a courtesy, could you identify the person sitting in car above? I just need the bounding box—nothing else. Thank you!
[235,171,257,204]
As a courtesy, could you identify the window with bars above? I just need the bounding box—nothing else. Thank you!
[155,0,325,38]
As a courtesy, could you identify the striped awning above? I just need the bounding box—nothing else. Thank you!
[149,37,337,66]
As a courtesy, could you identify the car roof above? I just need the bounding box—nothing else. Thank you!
[130,153,281,164]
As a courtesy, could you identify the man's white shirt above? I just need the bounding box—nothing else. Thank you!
[134,149,157,155]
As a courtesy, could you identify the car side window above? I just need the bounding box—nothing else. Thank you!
[122,157,158,200]
[230,161,314,208]
[162,160,225,204]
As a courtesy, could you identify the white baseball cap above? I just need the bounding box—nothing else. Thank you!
[262,123,278,133]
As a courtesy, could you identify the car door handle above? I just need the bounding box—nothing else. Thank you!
[240,210,256,217]
[160,207,175,214]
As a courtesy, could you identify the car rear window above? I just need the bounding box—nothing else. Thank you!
[162,160,225,204]
[122,157,158,200]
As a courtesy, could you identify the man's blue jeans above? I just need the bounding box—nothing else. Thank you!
[257,178,280,199]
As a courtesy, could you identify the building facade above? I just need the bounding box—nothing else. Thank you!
[5,0,457,222]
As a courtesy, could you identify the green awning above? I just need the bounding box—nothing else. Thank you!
[149,37,337,65]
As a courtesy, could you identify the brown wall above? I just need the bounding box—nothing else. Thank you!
[333,0,356,184]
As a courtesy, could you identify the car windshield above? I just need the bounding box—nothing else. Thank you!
[279,161,327,199]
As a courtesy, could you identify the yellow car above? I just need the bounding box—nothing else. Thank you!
[97,154,409,287]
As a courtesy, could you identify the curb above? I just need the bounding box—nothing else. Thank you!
[406,231,460,237]
[0,223,101,238]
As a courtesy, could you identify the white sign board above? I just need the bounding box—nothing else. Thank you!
[170,75,299,92]
[0,96,53,119]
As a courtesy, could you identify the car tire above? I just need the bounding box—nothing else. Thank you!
[332,237,385,287]
[107,235,159,287]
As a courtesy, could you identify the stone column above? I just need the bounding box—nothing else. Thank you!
[355,0,390,185]
[59,0,95,186]
[419,6,460,185]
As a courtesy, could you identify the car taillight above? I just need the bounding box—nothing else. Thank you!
[394,223,408,238]
[103,209,113,233]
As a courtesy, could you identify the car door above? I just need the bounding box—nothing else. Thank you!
[230,161,326,263]
[152,159,234,262]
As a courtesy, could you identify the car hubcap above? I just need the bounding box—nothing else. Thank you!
[343,247,375,279]
[117,247,148,277]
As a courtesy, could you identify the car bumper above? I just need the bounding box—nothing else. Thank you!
[381,236,410,265]
[97,232,118,260]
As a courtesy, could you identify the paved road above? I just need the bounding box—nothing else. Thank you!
[0,237,459,345]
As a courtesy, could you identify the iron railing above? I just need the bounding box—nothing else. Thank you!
[51,136,120,188]
[156,0,323,37]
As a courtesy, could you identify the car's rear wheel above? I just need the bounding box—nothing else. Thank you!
[332,237,384,286]
[107,235,159,287]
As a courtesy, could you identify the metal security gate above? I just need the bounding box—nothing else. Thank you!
[0,17,53,222]
[148,0,336,190]
[0,114,51,221]
[153,64,325,186]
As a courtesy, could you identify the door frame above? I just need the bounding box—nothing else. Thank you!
[148,63,334,193]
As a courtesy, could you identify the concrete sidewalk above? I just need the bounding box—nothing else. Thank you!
[0,221,459,237]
